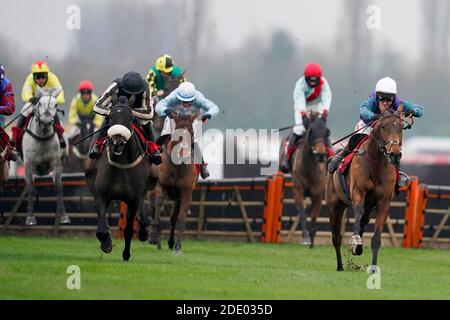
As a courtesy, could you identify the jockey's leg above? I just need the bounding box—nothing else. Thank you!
[280,132,303,173]
[53,114,66,148]
[89,117,110,159]
[192,142,209,179]
[139,119,161,164]
[328,133,368,174]
[327,145,351,174]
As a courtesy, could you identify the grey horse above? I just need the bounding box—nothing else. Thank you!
[22,87,70,226]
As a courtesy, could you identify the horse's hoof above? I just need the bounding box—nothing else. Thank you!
[369,265,378,274]
[355,244,363,256]
[25,216,37,226]
[138,229,149,242]
[122,251,130,261]
[149,234,159,245]
[60,214,71,224]
[168,240,175,250]
[97,232,112,253]
[337,267,344,272]
[173,250,183,256]
[349,235,363,255]
[309,243,314,249]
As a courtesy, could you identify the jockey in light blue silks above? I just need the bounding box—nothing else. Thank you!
[328,76,424,187]
[155,82,219,179]
[280,63,332,172]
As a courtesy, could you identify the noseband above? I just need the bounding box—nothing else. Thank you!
[372,114,403,158]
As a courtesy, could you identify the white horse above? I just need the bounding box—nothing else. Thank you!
[22,87,70,226]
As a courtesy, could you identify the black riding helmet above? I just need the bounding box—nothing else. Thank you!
[118,71,147,96]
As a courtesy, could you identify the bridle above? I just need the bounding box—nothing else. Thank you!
[371,113,413,160]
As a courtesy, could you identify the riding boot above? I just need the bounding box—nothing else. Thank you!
[53,114,66,148]
[6,148,19,162]
[140,122,161,165]
[327,146,351,174]
[192,142,209,179]
[10,115,27,147]
[280,133,303,173]
[89,118,109,160]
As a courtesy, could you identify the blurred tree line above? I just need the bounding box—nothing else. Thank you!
[1,0,449,137]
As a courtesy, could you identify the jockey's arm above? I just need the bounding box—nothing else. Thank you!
[402,100,424,118]
[155,89,177,116]
[359,95,378,123]
[93,82,119,116]
[68,96,79,125]
[319,78,332,114]
[196,92,219,118]
[0,81,15,116]
[48,73,65,105]
[293,78,307,115]
[21,74,35,103]
[146,69,158,97]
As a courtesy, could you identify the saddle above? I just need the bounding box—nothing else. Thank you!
[337,135,370,175]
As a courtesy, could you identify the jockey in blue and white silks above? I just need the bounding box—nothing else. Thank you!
[155,82,220,179]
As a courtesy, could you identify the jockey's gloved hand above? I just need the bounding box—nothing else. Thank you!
[320,109,329,119]
[202,114,211,122]
[29,96,40,105]
[301,113,310,128]
[370,113,382,121]
[164,109,174,118]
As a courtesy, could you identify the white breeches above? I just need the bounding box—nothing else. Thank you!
[354,119,373,135]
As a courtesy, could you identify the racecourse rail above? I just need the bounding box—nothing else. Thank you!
[0,173,449,248]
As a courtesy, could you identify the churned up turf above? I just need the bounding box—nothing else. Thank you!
[0,236,449,299]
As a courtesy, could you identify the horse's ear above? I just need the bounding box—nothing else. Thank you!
[129,94,136,107]
[111,94,118,105]
[118,95,128,105]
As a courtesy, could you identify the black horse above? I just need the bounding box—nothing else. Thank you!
[85,95,156,261]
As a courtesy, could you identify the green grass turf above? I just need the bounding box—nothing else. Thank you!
[0,236,449,299]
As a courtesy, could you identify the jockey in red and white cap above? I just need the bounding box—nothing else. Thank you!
[280,62,332,173]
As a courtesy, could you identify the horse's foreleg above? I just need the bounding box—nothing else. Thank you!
[137,192,149,242]
[174,191,191,254]
[370,201,390,273]
[150,192,163,250]
[95,196,112,253]
[123,201,139,261]
[308,195,322,249]
[359,205,374,238]
[54,162,70,224]
[292,186,310,245]
[24,164,37,226]
[330,202,346,271]
[350,191,366,255]
[168,199,180,250]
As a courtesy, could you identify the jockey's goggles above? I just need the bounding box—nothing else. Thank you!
[33,73,48,80]
[80,90,92,95]
[377,93,395,102]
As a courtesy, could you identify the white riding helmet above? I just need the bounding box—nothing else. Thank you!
[375,77,397,95]
[176,82,197,102]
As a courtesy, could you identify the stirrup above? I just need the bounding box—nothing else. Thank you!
[200,165,210,179]
[327,156,343,174]
[397,171,410,187]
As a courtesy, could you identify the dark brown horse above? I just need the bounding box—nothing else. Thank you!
[152,72,186,139]
[147,112,199,254]
[281,112,331,247]
[326,111,410,272]
[84,96,156,261]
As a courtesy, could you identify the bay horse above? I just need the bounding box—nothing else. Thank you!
[148,112,199,254]
[84,95,156,261]
[281,112,331,247]
[326,111,411,272]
